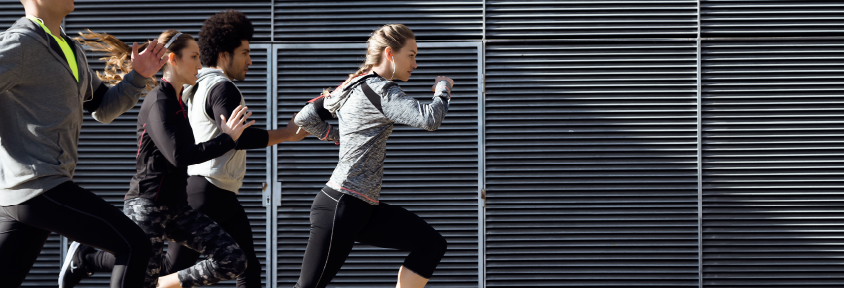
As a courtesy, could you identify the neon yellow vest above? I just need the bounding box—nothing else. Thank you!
[27,16,78,82]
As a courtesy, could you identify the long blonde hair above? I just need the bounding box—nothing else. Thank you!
[74,30,195,91]
[322,24,415,96]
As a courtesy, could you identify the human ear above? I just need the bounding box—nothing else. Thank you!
[385,47,394,61]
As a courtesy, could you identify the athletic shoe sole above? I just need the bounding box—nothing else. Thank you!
[59,241,81,288]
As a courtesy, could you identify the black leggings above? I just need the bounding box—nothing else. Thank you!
[0,181,151,288]
[160,176,263,288]
[295,187,447,288]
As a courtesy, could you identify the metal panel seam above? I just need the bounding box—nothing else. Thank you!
[696,3,704,287]
[270,44,279,288]
[255,43,274,288]
[477,39,485,288]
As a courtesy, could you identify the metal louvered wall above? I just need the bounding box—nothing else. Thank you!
[484,41,701,287]
[272,0,484,40]
[701,0,844,36]
[0,2,24,31]
[65,0,272,43]
[700,39,844,288]
[273,43,482,288]
[4,0,844,287]
[485,1,699,39]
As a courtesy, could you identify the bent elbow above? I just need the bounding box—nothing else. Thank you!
[91,112,115,124]
[422,121,443,132]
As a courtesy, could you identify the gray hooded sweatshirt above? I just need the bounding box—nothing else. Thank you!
[0,17,148,205]
[295,73,451,205]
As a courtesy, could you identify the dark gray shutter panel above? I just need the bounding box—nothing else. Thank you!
[701,0,844,36]
[16,234,63,287]
[0,1,25,31]
[65,0,272,43]
[72,47,271,288]
[272,1,484,41]
[701,40,844,287]
[485,1,699,39]
[275,43,480,287]
[485,41,701,287]
[0,3,64,288]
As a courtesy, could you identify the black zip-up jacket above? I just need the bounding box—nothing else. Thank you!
[126,80,235,205]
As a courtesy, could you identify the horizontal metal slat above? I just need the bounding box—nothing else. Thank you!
[65,0,272,43]
[0,2,25,32]
[274,1,483,40]
[701,0,844,36]
[486,1,698,39]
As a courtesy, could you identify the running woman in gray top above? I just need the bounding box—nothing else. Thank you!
[293,24,454,288]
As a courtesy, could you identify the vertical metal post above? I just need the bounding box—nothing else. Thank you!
[477,41,486,288]
[696,1,704,287]
[250,43,276,288]
[270,45,280,288]
[480,2,487,287]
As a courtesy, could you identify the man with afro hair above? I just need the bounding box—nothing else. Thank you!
[166,10,308,287]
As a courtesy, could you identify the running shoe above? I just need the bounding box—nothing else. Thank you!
[59,241,94,288]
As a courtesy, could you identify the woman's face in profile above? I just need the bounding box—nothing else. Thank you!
[390,39,418,82]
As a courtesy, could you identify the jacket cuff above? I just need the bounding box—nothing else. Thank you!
[435,80,451,98]
[124,70,148,89]
[217,133,236,149]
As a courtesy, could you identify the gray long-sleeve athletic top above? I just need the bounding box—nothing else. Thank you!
[295,72,451,205]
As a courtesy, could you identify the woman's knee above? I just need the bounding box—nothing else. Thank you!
[414,229,447,258]
[429,232,448,257]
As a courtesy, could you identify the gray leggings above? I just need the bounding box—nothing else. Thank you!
[91,198,247,288]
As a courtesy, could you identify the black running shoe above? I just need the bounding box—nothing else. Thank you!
[59,241,94,288]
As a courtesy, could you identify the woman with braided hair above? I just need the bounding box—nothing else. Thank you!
[293,24,453,288]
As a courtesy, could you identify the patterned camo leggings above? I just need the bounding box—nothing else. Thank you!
[123,198,247,288]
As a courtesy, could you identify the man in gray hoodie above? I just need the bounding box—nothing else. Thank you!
[0,1,167,287]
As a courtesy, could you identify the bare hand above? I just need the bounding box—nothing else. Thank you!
[131,39,167,78]
[431,76,454,93]
[286,113,309,141]
[220,105,255,141]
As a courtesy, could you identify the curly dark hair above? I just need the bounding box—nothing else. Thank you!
[199,10,254,67]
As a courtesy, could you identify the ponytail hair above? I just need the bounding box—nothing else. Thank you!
[75,29,195,91]
[322,24,415,96]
